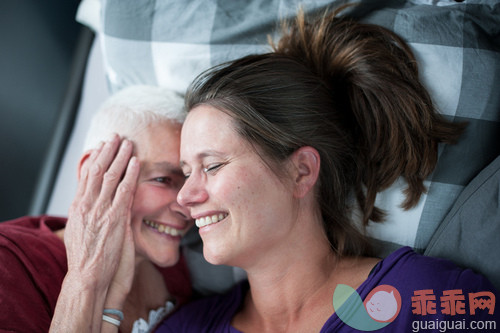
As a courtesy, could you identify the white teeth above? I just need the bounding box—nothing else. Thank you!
[195,213,228,228]
[143,220,183,237]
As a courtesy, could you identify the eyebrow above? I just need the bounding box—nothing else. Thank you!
[180,150,227,168]
[141,161,184,176]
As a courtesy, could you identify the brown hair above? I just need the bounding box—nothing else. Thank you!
[185,9,465,256]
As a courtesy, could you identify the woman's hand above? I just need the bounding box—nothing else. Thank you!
[104,214,136,310]
[50,135,140,332]
[65,134,138,290]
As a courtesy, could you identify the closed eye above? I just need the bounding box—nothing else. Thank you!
[203,163,223,174]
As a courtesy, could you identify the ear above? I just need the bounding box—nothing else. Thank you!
[290,146,320,199]
[77,151,91,181]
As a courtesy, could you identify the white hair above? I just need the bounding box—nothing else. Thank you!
[83,85,186,151]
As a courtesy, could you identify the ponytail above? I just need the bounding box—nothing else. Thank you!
[274,9,465,225]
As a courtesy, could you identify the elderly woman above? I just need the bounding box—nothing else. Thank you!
[35,85,193,332]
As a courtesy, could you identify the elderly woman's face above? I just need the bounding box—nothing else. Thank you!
[131,120,192,267]
[177,105,296,267]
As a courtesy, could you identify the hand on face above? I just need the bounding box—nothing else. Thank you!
[107,218,136,306]
[65,135,140,293]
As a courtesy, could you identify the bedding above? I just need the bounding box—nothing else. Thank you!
[425,155,500,290]
[74,0,500,292]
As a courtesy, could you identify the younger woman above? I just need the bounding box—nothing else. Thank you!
[156,9,498,332]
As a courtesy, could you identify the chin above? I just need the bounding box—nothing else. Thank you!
[141,247,180,267]
[152,253,180,267]
[202,245,232,266]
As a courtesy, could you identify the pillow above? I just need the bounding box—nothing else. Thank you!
[99,0,336,94]
[425,155,500,291]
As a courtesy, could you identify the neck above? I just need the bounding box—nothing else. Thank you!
[232,206,379,333]
[233,208,340,332]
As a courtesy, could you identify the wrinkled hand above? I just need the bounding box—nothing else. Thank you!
[64,135,139,293]
[105,216,136,307]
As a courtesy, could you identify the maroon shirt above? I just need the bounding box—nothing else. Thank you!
[0,215,192,332]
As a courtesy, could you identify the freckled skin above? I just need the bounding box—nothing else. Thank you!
[178,105,297,269]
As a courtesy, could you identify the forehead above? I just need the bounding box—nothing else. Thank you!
[180,105,240,158]
[184,104,234,131]
[134,120,182,163]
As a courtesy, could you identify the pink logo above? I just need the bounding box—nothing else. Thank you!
[364,285,402,323]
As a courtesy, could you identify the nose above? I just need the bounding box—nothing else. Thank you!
[177,174,208,207]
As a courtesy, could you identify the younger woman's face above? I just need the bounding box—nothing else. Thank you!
[177,105,297,268]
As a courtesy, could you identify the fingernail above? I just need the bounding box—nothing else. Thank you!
[108,133,119,143]
[122,139,132,149]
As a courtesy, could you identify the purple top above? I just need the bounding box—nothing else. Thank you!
[156,247,499,332]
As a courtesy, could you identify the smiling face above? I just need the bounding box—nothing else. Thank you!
[177,105,297,268]
[131,120,193,267]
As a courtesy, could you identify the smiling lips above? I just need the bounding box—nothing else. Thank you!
[143,219,184,236]
[195,213,228,228]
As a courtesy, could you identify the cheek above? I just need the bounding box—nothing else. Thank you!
[220,168,279,217]
[131,185,174,216]
[210,169,255,206]
[131,187,151,216]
